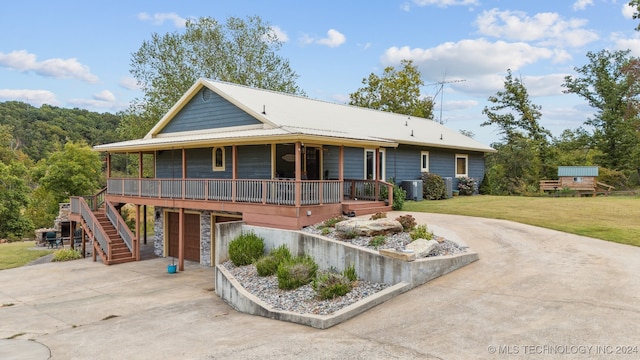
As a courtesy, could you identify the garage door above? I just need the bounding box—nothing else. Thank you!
[167,212,200,262]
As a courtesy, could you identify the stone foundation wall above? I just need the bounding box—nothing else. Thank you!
[152,207,213,266]
[153,207,164,257]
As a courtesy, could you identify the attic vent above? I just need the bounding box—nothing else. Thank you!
[201,88,212,102]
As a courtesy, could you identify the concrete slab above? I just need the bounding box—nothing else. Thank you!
[1,212,639,359]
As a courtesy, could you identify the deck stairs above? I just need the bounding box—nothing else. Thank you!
[342,200,392,217]
[91,209,136,265]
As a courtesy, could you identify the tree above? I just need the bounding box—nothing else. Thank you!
[630,0,640,31]
[120,16,304,139]
[481,69,552,194]
[0,161,32,238]
[562,49,640,172]
[40,141,103,203]
[349,60,434,119]
[482,69,551,143]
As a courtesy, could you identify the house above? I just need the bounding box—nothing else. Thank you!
[69,79,495,269]
[539,166,614,195]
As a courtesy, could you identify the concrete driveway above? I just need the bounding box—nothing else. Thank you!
[1,212,639,359]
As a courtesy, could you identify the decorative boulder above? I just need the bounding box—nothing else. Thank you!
[406,239,441,257]
[335,219,403,237]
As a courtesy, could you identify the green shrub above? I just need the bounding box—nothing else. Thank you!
[457,177,478,195]
[228,231,264,266]
[321,227,331,235]
[395,214,416,231]
[323,216,344,228]
[52,248,82,262]
[368,235,386,249]
[255,245,292,276]
[392,184,406,210]
[369,212,387,220]
[410,224,433,241]
[312,272,353,300]
[599,167,629,189]
[277,254,318,290]
[337,226,359,240]
[422,172,446,200]
[342,263,358,282]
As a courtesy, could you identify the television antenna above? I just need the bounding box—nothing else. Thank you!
[428,78,466,124]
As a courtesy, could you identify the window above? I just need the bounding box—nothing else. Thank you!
[364,149,376,180]
[378,149,386,181]
[455,154,468,177]
[421,151,429,172]
[212,147,225,171]
[574,177,583,183]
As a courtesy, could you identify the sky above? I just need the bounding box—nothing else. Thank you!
[1,0,639,146]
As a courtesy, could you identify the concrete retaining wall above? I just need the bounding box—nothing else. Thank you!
[214,221,478,328]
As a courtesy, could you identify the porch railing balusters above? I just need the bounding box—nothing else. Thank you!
[106,178,350,206]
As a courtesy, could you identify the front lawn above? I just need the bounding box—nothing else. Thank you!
[0,241,54,270]
[403,195,640,247]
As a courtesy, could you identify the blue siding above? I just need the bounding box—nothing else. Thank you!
[385,145,485,190]
[323,146,340,179]
[185,147,232,179]
[237,145,272,179]
[156,150,182,178]
[159,88,261,134]
[343,147,364,179]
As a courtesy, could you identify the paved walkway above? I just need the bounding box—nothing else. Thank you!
[1,212,639,359]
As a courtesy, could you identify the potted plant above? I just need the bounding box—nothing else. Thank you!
[167,257,177,273]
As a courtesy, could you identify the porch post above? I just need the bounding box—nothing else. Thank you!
[106,153,111,178]
[232,145,237,202]
[178,208,185,271]
[339,146,344,200]
[375,148,380,200]
[135,204,141,261]
[295,142,302,207]
[181,148,187,199]
[138,152,143,178]
[138,152,143,197]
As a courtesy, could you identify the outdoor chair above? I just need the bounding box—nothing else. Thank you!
[45,231,61,248]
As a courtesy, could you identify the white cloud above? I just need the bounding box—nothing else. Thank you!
[317,29,346,48]
[475,9,599,47]
[299,29,346,48]
[622,3,636,19]
[382,39,557,80]
[93,89,115,102]
[411,0,479,8]
[138,12,187,28]
[612,33,640,56]
[119,76,140,90]
[0,50,99,83]
[0,89,58,106]
[269,26,289,42]
[442,99,478,111]
[573,0,593,11]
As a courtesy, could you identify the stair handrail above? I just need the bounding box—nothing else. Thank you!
[83,188,107,211]
[71,196,112,261]
[105,200,135,254]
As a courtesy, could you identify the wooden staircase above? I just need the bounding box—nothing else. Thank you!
[93,210,136,265]
[342,200,392,217]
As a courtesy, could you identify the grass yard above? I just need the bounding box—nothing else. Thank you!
[403,195,640,247]
[0,241,55,270]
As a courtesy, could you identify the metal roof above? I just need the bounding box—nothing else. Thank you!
[558,166,599,177]
[96,79,496,153]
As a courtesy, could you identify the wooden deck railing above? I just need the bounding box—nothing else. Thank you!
[105,201,135,254]
[107,178,344,206]
[70,196,112,261]
[343,179,392,203]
